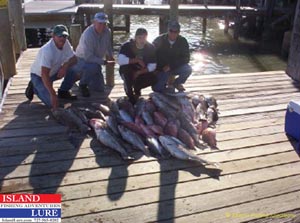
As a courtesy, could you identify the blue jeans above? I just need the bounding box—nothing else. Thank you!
[152,64,192,92]
[72,58,104,92]
[30,68,77,107]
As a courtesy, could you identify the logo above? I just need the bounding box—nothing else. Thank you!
[0,194,61,222]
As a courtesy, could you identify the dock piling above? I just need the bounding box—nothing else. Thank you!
[104,0,114,87]
[70,24,82,51]
[8,0,27,53]
[0,5,17,80]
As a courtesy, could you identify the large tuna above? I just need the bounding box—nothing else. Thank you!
[89,119,133,160]
[117,97,135,117]
[177,128,195,149]
[52,108,90,133]
[142,111,154,125]
[153,111,168,128]
[119,109,134,123]
[92,103,111,116]
[159,136,219,167]
[146,137,167,158]
[150,93,178,118]
[164,119,179,137]
[118,125,150,156]
[121,122,146,137]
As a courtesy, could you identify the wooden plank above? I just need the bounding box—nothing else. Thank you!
[1,144,297,194]
[77,77,295,94]
[169,189,300,223]
[221,103,287,117]
[0,124,288,169]
[62,165,300,221]
[54,151,300,201]
[0,134,69,148]
[7,74,293,89]
[0,125,67,138]
[0,140,293,181]
[217,117,283,132]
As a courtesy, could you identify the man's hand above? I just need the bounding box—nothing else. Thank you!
[136,58,145,68]
[163,65,171,72]
[57,66,67,79]
[50,94,58,110]
[130,58,145,68]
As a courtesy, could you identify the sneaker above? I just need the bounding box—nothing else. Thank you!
[174,84,186,92]
[57,90,77,100]
[79,84,90,97]
[25,81,34,101]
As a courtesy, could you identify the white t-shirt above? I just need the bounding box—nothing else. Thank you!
[30,38,75,77]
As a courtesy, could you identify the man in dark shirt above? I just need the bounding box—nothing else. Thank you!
[118,28,157,103]
[152,20,192,92]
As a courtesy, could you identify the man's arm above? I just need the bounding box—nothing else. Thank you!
[57,55,77,79]
[41,66,58,109]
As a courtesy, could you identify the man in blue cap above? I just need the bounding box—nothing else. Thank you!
[152,20,192,93]
[75,12,115,97]
[25,24,78,109]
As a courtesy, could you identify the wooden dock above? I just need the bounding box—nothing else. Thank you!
[1,48,300,222]
[24,1,262,28]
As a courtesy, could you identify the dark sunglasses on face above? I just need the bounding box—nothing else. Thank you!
[57,35,68,38]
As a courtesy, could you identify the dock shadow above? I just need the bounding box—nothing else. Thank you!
[0,100,84,194]
[157,159,222,222]
[89,138,139,201]
[29,132,84,194]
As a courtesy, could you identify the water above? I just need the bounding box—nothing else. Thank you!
[113,14,287,78]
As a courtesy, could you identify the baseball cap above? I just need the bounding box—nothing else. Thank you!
[94,12,109,23]
[168,20,180,32]
[53,24,69,37]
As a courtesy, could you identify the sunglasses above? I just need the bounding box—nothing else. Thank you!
[57,35,68,38]
[169,29,179,33]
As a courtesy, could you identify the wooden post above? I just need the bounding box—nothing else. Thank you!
[234,0,241,40]
[159,15,168,34]
[8,0,27,53]
[202,18,207,34]
[0,5,17,80]
[125,15,130,33]
[70,24,82,51]
[104,0,114,87]
[286,0,300,81]
[262,0,276,40]
[104,0,113,35]
[169,0,179,21]
[224,16,229,34]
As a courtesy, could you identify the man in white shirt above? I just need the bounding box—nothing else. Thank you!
[75,12,115,97]
[25,25,78,109]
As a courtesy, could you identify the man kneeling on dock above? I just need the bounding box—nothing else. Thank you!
[25,25,78,109]
[118,28,157,104]
[152,20,192,93]
[74,12,115,97]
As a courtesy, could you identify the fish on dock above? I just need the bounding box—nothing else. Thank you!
[90,119,134,160]
[159,135,219,168]
[52,107,90,133]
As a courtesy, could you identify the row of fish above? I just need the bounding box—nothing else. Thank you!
[51,92,220,168]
